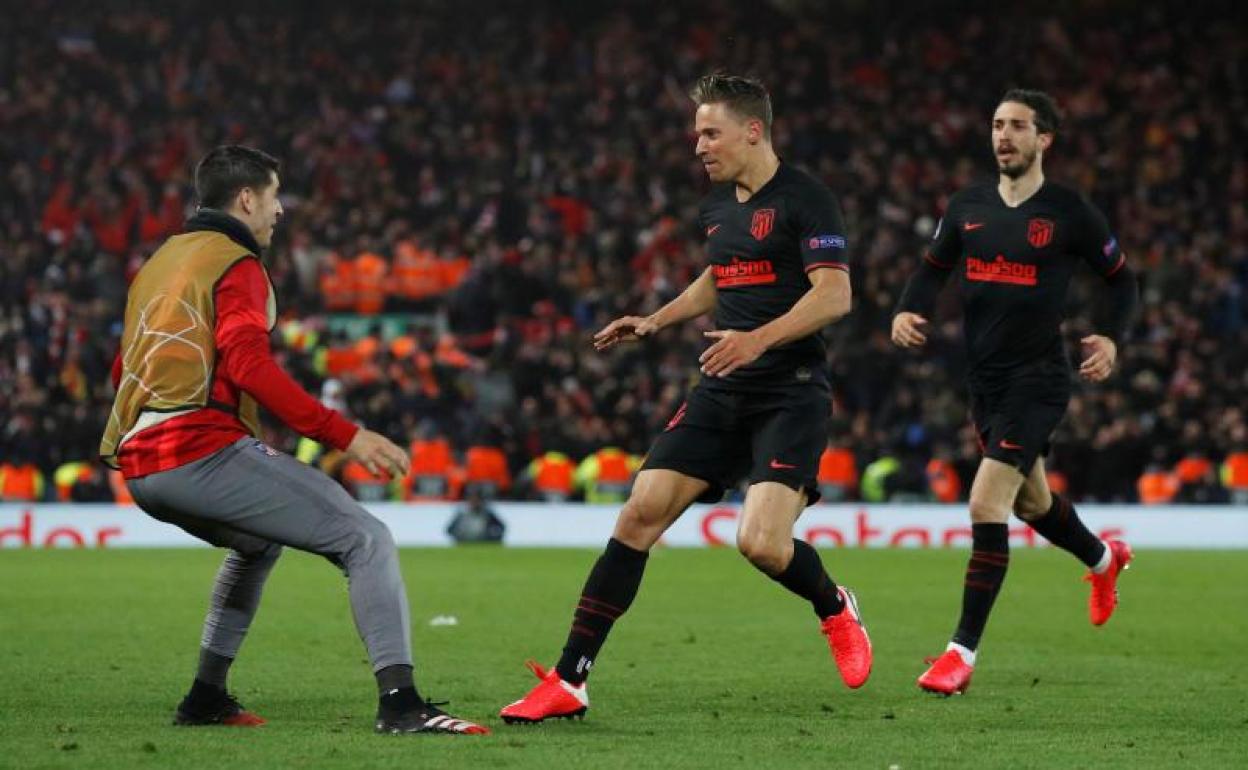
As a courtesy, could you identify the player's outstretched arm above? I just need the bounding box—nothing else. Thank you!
[592,266,717,351]
[700,266,849,377]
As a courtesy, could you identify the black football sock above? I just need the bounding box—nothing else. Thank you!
[196,648,233,689]
[378,686,423,715]
[768,539,845,620]
[951,523,1010,652]
[1026,494,1106,568]
[555,538,648,685]
[375,663,417,696]
[186,677,227,706]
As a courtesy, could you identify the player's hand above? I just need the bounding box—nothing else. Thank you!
[344,429,410,478]
[699,330,766,378]
[891,312,930,348]
[592,315,660,351]
[1079,335,1117,382]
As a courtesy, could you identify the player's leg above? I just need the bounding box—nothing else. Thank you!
[736,386,871,687]
[501,387,744,722]
[124,485,280,727]
[558,468,710,679]
[918,455,1025,695]
[128,438,487,734]
[197,543,282,687]
[499,468,709,723]
[736,480,872,688]
[1014,458,1133,625]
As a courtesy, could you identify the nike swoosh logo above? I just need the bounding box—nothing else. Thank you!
[706,224,721,236]
[999,440,1024,450]
[964,222,986,231]
[769,459,797,470]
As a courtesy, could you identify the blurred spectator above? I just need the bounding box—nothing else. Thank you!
[405,426,458,501]
[0,456,45,502]
[524,450,576,502]
[817,443,858,503]
[446,490,505,544]
[575,446,642,504]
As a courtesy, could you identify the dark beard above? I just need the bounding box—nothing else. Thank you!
[998,150,1035,180]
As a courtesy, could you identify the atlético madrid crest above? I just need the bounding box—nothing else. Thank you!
[1027,218,1055,248]
[750,208,775,241]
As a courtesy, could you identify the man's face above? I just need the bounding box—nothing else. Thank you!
[239,171,284,248]
[991,101,1051,179]
[694,102,759,183]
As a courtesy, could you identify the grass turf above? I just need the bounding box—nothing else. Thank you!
[1,546,1245,768]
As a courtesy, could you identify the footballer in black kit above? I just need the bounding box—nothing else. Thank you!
[906,179,1132,476]
[498,74,872,726]
[894,89,1139,696]
[642,161,850,503]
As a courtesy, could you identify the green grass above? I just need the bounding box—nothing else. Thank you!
[2,546,1245,768]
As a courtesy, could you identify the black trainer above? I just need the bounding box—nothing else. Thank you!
[375,700,490,735]
[174,684,266,727]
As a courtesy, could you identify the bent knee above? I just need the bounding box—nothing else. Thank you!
[968,497,1010,523]
[613,497,673,549]
[1013,500,1049,521]
[345,514,397,558]
[252,542,283,565]
[1013,490,1052,521]
[736,533,789,575]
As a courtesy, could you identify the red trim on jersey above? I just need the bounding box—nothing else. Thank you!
[804,262,849,273]
[1104,253,1126,278]
[118,259,357,478]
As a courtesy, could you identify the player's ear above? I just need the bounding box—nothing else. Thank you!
[747,117,763,145]
[1038,132,1054,153]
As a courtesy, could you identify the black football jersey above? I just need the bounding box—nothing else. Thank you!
[925,181,1125,389]
[697,162,849,390]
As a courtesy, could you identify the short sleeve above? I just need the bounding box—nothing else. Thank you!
[1073,198,1126,278]
[797,185,850,274]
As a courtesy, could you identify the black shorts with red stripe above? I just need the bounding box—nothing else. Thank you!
[969,370,1070,476]
[641,381,829,505]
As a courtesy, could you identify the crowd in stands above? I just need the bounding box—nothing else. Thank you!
[2,1,1246,505]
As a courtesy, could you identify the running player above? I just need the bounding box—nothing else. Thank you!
[101,146,488,734]
[892,90,1139,695]
[499,74,871,724]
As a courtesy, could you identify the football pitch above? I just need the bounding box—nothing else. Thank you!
[2,546,1244,768]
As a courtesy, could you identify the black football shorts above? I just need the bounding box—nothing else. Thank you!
[641,382,830,505]
[970,378,1070,476]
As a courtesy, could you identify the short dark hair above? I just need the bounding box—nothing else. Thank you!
[999,88,1061,136]
[194,145,280,209]
[691,73,773,137]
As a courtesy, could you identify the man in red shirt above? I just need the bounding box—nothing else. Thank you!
[104,146,487,736]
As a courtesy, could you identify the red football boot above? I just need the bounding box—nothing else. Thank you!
[917,650,974,696]
[820,586,873,689]
[1086,539,1133,626]
[499,660,589,724]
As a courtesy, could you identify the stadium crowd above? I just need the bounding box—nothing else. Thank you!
[2,0,1246,505]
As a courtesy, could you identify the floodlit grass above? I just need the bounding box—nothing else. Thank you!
[2,546,1244,767]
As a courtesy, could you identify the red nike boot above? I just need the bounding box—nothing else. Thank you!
[499,661,589,724]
